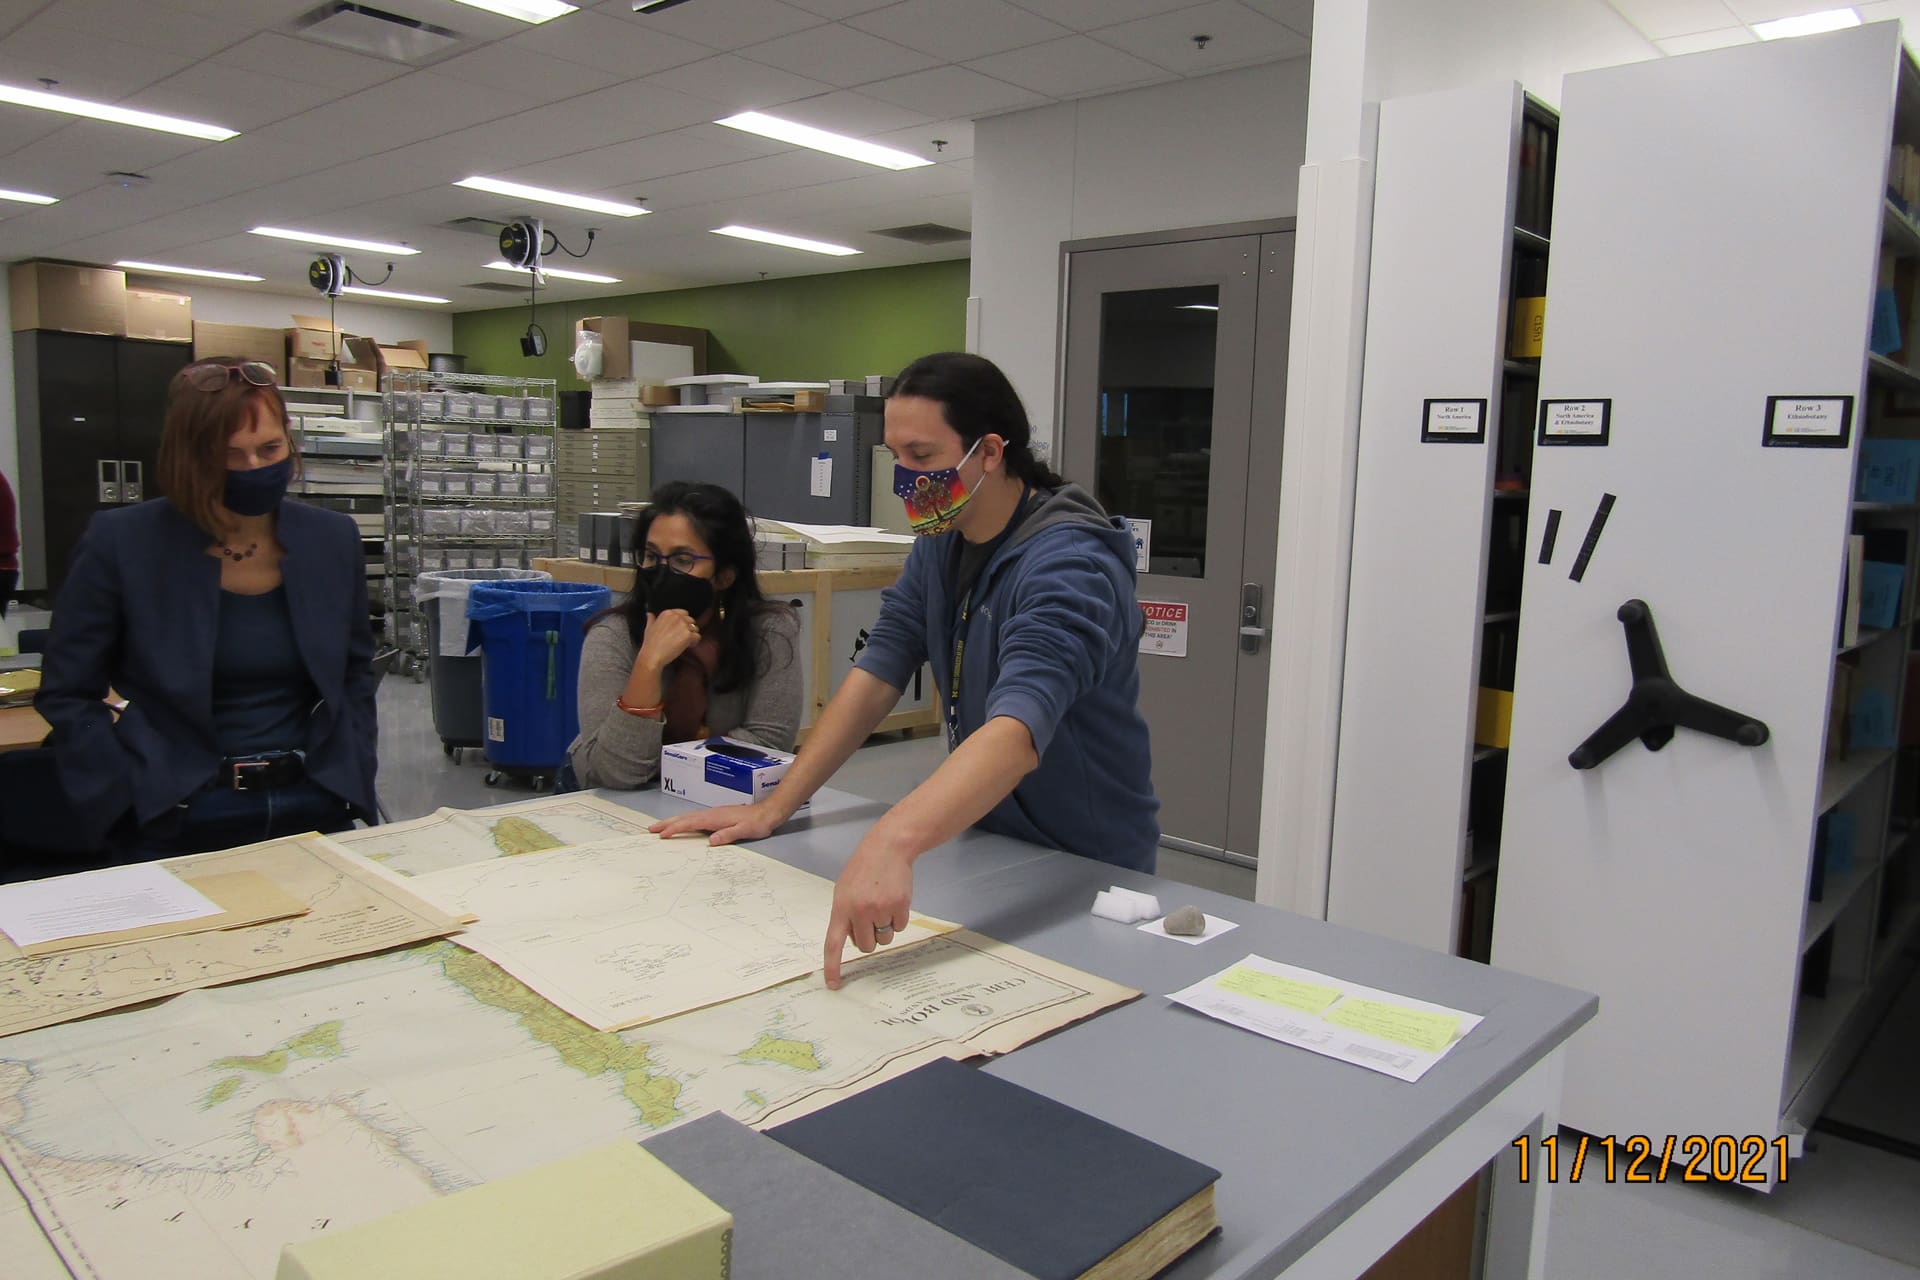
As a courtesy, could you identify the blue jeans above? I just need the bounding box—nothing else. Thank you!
[135,778,354,857]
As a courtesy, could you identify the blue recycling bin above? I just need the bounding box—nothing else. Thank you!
[465,580,612,774]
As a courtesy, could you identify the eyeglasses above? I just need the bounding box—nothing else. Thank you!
[640,549,714,574]
[185,361,277,392]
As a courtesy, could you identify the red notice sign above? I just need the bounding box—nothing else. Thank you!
[1139,601,1189,658]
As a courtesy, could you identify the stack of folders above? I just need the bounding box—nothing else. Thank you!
[766,1058,1222,1280]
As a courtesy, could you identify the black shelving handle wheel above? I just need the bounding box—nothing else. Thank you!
[1568,599,1770,770]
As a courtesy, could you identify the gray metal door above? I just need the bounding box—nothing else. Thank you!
[1060,229,1293,861]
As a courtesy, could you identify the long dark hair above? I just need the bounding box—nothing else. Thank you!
[617,482,788,693]
[889,352,1067,489]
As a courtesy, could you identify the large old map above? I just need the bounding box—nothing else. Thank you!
[0,930,1130,1280]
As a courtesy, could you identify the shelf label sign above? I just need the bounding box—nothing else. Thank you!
[1421,398,1488,444]
[1140,600,1189,658]
[1762,395,1853,449]
[1538,399,1612,447]
[1126,518,1152,574]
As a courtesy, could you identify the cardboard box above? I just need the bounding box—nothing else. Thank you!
[287,314,355,362]
[661,737,808,813]
[288,357,378,391]
[194,322,284,380]
[378,344,429,371]
[577,316,631,380]
[640,384,678,407]
[9,262,127,335]
[124,287,192,342]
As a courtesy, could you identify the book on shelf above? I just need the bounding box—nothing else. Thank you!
[1850,686,1898,752]
[766,1058,1220,1280]
[1857,438,1920,504]
[1507,256,1547,359]
[1842,534,1865,648]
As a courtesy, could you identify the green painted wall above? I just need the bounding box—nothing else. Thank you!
[450,258,969,387]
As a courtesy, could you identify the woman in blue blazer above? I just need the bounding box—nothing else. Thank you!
[37,359,378,855]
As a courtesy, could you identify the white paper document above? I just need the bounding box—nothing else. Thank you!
[1136,913,1239,946]
[0,864,221,948]
[1167,954,1482,1082]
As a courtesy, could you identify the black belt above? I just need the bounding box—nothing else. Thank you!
[215,752,306,792]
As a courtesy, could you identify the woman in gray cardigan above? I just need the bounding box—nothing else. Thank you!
[568,483,802,789]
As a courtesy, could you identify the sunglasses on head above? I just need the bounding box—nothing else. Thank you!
[185,361,277,392]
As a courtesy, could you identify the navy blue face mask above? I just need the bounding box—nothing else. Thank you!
[223,456,293,516]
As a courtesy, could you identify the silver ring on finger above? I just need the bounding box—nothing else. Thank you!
[874,924,894,937]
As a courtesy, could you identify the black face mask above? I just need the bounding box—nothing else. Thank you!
[223,457,293,516]
[643,565,716,619]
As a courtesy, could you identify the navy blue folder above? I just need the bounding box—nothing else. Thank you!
[765,1058,1220,1280]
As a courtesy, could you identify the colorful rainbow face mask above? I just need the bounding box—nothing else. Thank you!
[893,438,982,536]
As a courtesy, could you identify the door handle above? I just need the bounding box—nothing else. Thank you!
[97,459,121,505]
[1240,583,1266,654]
[120,460,144,503]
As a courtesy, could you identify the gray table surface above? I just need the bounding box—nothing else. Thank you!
[612,787,1597,1280]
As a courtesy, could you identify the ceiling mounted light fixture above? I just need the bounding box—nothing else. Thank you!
[115,260,264,282]
[715,111,933,170]
[455,176,646,217]
[250,226,421,255]
[0,187,57,205]
[484,261,622,284]
[341,285,450,305]
[712,225,861,256]
[444,0,578,22]
[0,80,237,141]
[633,0,700,11]
[1750,7,1859,38]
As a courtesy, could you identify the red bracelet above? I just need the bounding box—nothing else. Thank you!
[616,695,664,719]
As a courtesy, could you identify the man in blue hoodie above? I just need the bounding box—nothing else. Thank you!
[654,353,1160,987]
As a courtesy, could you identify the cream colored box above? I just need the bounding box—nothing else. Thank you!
[275,1140,732,1280]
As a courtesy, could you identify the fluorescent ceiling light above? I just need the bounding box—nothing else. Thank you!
[633,0,699,11]
[250,226,421,255]
[342,286,450,305]
[484,260,622,284]
[1178,304,1219,311]
[715,111,932,171]
[1751,7,1859,38]
[455,176,645,218]
[444,0,577,22]
[116,260,263,282]
[0,80,237,141]
[0,187,57,205]
[712,225,861,257]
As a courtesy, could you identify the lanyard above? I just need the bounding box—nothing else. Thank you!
[946,584,974,748]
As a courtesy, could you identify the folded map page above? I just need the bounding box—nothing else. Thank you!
[329,793,660,877]
[412,834,957,1031]
[0,930,1134,1280]
[0,836,465,1039]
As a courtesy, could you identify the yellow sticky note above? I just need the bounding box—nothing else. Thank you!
[1215,966,1342,1014]
[1325,997,1462,1053]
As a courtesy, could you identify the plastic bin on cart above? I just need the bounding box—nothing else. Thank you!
[465,580,611,787]
[416,569,551,763]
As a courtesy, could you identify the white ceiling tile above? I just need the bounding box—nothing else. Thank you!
[871,117,972,160]
[775,88,932,135]
[1091,0,1307,73]
[30,0,236,57]
[533,77,724,142]
[1008,0,1213,30]
[151,0,314,22]
[739,21,940,87]
[121,62,344,134]
[0,108,69,157]
[517,124,783,189]
[0,118,208,187]
[858,64,1048,116]
[615,0,825,52]
[966,34,1166,97]
[1237,0,1311,34]
[0,24,195,100]
[506,9,716,77]
[0,0,48,38]
[1605,0,1741,38]
[1655,25,1759,52]
[427,43,624,104]
[636,149,870,209]
[214,33,409,93]
[647,52,837,112]
[849,0,1072,61]
[782,0,895,16]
